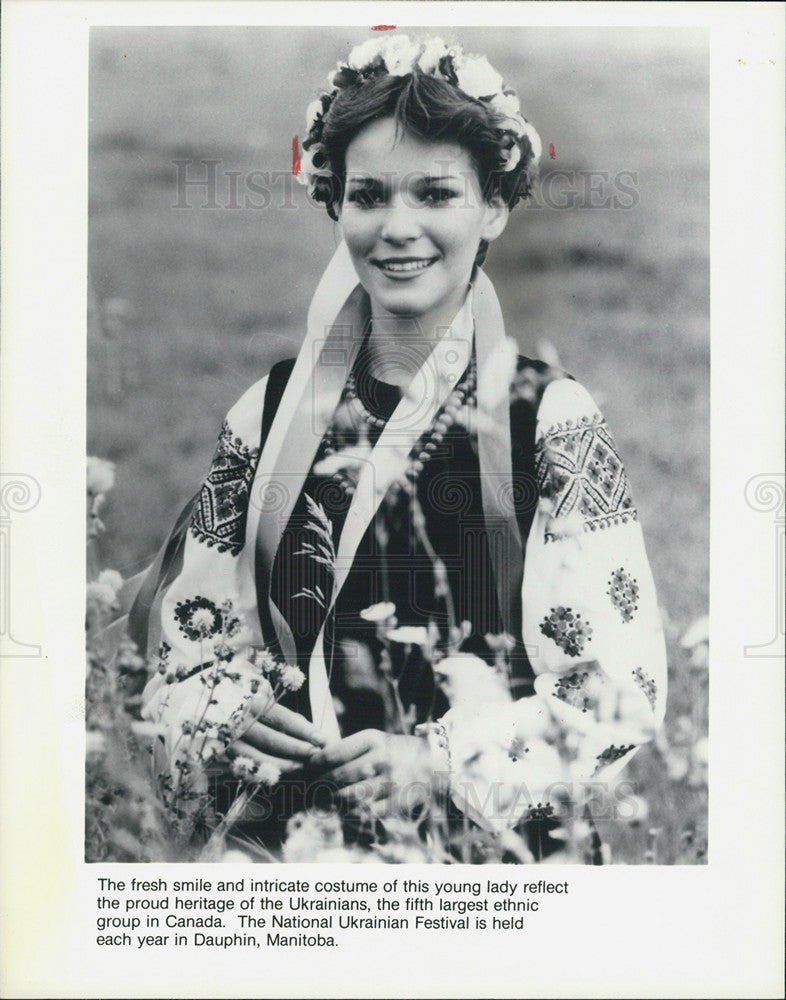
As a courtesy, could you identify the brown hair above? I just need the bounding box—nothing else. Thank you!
[306,71,538,230]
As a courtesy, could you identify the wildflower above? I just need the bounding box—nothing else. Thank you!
[360,601,396,623]
[666,752,689,782]
[220,848,254,863]
[116,638,146,673]
[248,646,280,676]
[484,630,515,652]
[97,569,123,593]
[86,456,115,496]
[435,654,511,706]
[619,793,650,825]
[693,736,708,766]
[85,730,106,757]
[215,722,234,746]
[213,640,235,663]
[282,809,344,863]
[680,614,709,650]
[279,664,305,692]
[386,626,429,646]
[255,760,281,787]
[86,580,119,616]
[230,756,258,782]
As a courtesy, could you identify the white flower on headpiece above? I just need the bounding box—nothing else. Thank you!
[296,145,332,189]
[418,36,448,75]
[521,121,542,164]
[489,91,522,119]
[382,34,424,77]
[305,98,324,132]
[347,37,385,72]
[453,53,504,100]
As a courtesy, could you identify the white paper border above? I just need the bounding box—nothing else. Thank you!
[1,3,784,998]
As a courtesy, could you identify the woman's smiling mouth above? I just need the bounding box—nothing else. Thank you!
[372,256,440,275]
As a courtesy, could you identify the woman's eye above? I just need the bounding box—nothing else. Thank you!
[423,187,457,205]
[349,188,384,208]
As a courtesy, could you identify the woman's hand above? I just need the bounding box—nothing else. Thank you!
[230,697,328,778]
[308,729,448,813]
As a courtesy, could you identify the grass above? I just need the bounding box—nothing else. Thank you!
[88,26,709,863]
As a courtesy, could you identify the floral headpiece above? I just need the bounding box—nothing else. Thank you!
[296,34,542,201]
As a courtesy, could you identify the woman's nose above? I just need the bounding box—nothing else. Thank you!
[379,195,421,243]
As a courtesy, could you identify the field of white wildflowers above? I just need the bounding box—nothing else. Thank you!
[86,452,707,865]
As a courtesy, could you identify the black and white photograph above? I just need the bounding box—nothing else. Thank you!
[86,24,707,866]
[1,3,783,998]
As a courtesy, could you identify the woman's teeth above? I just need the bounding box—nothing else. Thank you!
[377,258,435,272]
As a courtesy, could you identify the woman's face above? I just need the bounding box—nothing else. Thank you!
[339,117,508,330]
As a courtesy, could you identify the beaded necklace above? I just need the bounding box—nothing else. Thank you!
[321,352,478,496]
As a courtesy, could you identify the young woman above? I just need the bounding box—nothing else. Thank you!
[133,34,667,857]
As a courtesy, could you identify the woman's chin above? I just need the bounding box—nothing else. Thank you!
[367,282,448,321]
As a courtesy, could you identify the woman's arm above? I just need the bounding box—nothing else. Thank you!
[139,373,327,779]
[436,376,668,831]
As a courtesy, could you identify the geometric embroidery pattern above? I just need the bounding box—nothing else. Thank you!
[190,421,259,556]
[594,743,635,774]
[607,567,640,622]
[536,414,637,542]
[552,669,598,713]
[632,666,658,710]
[540,606,593,657]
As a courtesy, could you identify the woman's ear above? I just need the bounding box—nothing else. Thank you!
[481,195,510,243]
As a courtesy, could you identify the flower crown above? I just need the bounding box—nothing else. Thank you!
[296,34,542,200]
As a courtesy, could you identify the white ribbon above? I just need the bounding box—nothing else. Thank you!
[249,242,522,733]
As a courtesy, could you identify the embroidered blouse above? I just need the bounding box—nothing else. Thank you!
[140,314,667,834]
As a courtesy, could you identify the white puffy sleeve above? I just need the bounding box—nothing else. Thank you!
[435,377,667,832]
[140,376,271,762]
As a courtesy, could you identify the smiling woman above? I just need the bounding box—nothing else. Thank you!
[340,118,508,363]
[126,32,668,863]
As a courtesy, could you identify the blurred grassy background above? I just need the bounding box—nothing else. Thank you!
[88,26,709,862]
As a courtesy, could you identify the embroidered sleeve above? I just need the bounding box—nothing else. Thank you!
[140,376,272,763]
[190,422,260,556]
[437,378,667,832]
